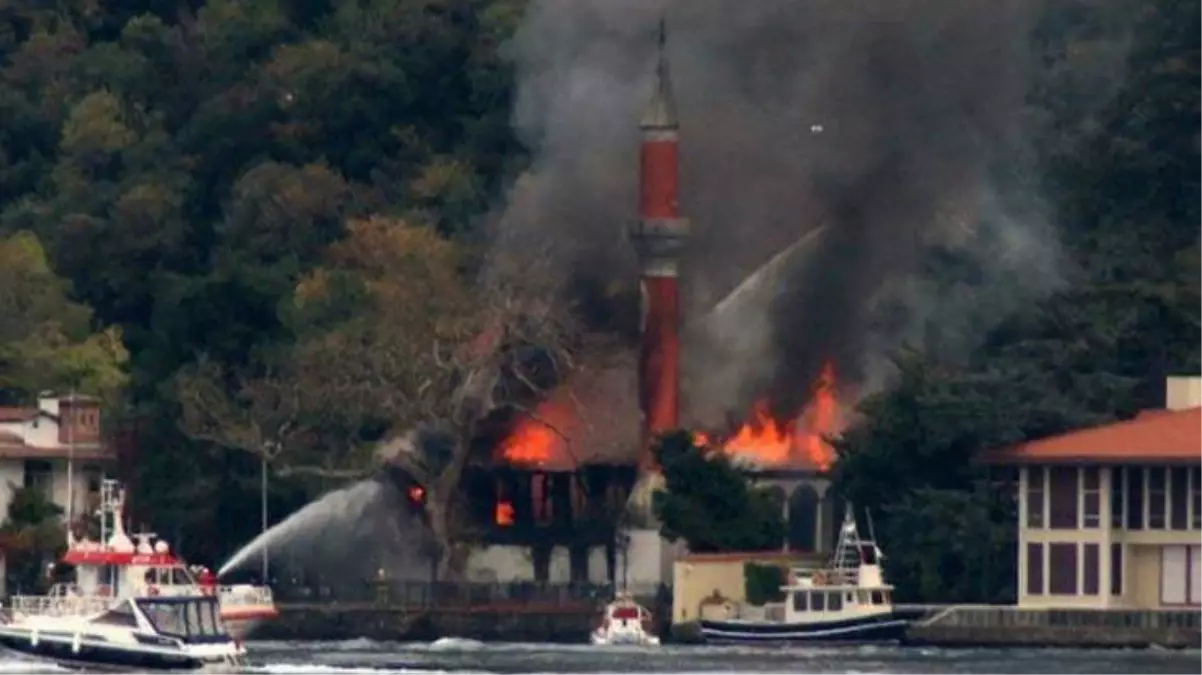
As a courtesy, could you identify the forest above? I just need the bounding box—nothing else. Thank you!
[0,0,1197,601]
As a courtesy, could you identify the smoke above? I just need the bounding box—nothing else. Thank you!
[491,0,1123,427]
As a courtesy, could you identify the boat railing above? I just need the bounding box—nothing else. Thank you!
[218,584,275,607]
[8,594,114,617]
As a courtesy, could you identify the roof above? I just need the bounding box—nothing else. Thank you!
[980,407,1202,465]
[0,430,112,461]
[0,407,39,422]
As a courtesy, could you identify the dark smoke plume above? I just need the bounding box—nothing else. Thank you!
[490,0,1124,426]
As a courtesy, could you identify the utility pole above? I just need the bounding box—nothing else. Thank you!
[65,390,75,536]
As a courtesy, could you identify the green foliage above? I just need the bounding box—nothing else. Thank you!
[653,431,785,553]
[0,230,129,404]
[0,487,67,594]
[743,562,786,606]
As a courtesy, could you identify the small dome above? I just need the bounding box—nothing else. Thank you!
[154,541,169,554]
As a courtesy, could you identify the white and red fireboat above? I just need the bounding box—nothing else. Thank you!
[7,479,278,642]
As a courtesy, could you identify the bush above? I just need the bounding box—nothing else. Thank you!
[743,562,786,606]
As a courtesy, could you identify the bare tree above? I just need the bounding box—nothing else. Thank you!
[176,216,584,578]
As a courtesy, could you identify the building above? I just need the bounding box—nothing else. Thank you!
[982,376,1202,610]
[0,392,113,524]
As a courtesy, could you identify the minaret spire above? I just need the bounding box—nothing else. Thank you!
[641,16,678,130]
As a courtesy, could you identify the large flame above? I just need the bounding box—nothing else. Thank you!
[716,361,844,470]
[496,389,581,470]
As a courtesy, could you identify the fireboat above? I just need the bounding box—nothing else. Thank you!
[2,479,278,642]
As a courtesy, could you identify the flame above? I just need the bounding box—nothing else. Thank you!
[713,361,844,470]
[496,389,581,470]
[495,500,515,526]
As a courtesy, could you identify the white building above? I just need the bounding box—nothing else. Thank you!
[0,392,113,527]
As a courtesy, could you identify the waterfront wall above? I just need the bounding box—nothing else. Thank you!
[260,581,671,642]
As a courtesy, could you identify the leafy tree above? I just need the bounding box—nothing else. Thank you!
[0,230,129,404]
[0,487,66,594]
[653,431,784,553]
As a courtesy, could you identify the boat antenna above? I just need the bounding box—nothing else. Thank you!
[866,505,878,543]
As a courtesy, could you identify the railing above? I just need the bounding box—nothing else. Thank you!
[8,594,115,618]
[271,580,667,609]
[917,605,1202,630]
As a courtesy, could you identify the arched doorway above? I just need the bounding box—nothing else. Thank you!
[787,485,819,552]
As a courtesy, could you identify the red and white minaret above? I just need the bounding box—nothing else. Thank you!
[630,19,689,466]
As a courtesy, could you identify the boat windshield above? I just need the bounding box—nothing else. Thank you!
[612,606,641,620]
[136,597,228,642]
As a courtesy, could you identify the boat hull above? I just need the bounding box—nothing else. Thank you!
[699,613,909,644]
[221,609,277,642]
[0,627,239,673]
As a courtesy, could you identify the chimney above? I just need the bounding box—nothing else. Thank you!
[1165,376,1202,411]
[628,18,691,466]
[58,394,101,445]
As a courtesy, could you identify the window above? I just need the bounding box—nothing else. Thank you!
[95,602,138,627]
[1126,467,1144,530]
[1026,543,1044,595]
[811,592,826,611]
[1160,546,1189,605]
[1026,467,1045,528]
[870,590,885,605]
[1048,543,1078,595]
[140,601,187,638]
[793,591,808,612]
[1082,544,1099,595]
[828,592,843,611]
[1148,468,1167,530]
[1191,468,1201,530]
[856,590,870,605]
[186,601,202,636]
[1110,467,1125,529]
[22,459,53,494]
[1110,543,1123,597]
[1170,467,1189,530]
[1082,467,1100,528]
[1049,467,1078,529]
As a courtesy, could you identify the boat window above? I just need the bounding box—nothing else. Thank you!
[871,591,884,605]
[811,592,826,611]
[846,592,855,605]
[171,567,193,586]
[212,602,229,634]
[828,592,843,611]
[792,591,808,612]
[95,602,139,627]
[882,590,892,604]
[857,590,870,605]
[186,599,202,635]
[140,601,188,638]
[199,600,218,636]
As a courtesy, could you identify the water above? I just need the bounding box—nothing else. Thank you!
[218,480,429,584]
[4,640,1193,674]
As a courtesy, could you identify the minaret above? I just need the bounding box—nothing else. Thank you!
[630,19,690,467]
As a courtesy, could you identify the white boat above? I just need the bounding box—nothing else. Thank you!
[589,591,661,647]
[1,479,277,659]
[699,508,911,644]
[0,582,245,671]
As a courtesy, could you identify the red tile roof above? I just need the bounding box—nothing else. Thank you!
[0,407,37,422]
[981,407,1202,464]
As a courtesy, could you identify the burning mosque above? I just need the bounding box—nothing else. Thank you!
[451,20,849,588]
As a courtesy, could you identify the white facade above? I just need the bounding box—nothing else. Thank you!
[0,393,113,522]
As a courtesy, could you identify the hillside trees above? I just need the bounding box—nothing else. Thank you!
[0,0,529,563]
[0,231,129,405]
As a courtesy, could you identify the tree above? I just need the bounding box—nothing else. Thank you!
[0,486,67,594]
[0,230,129,404]
[652,430,785,553]
[176,214,582,577]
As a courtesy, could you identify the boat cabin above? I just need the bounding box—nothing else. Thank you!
[780,521,895,624]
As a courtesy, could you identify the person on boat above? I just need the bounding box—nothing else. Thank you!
[198,566,217,592]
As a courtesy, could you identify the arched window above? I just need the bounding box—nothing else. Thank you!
[788,485,819,552]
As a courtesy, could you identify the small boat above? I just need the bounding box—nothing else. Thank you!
[699,508,910,644]
[52,479,278,641]
[0,588,245,671]
[590,591,661,647]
